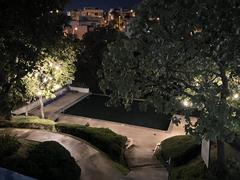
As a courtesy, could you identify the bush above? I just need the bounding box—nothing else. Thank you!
[157,135,200,166]
[0,134,20,160]
[168,142,240,180]
[28,141,81,180]
[170,157,206,180]
[0,140,81,180]
[10,116,56,131]
[56,123,127,165]
[0,155,41,178]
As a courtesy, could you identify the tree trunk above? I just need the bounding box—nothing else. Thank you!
[39,96,45,119]
[25,102,30,116]
[217,140,225,171]
[0,95,12,120]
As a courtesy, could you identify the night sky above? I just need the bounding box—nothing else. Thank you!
[65,0,142,10]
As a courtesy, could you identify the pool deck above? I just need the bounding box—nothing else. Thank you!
[30,91,197,180]
[30,91,89,120]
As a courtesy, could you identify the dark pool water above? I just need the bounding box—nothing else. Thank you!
[65,95,171,130]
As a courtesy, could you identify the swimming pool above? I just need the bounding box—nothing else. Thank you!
[64,95,171,130]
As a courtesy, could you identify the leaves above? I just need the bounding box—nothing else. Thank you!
[100,0,240,142]
[22,38,77,100]
[0,0,69,117]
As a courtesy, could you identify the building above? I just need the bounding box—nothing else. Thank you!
[64,20,89,39]
[67,9,82,21]
[81,7,104,18]
[65,7,136,38]
[65,7,106,39]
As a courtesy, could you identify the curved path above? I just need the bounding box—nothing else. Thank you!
[59,114,189,180]
[1,128,124,180]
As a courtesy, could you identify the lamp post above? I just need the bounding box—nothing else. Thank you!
[118,16,121,30]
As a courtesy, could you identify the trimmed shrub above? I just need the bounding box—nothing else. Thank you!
[157,135,200,166]
[56,123,127,164]
[0,134,20,160]
[170,156,206,180]
[28,141,81,180]
[11,116,56,131]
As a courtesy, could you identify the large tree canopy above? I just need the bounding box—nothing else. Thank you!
[74,26,125,92]
[100,0,240,171]
[0,0,69,119]
[23,38,77,118]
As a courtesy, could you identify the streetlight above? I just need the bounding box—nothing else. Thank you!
[73,27,78,35]
[118,16,121,29]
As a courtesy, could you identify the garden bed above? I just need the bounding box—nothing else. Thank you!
[0,116,129,172]
[0,134,81,180]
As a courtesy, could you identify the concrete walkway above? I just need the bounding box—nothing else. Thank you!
[29,92,192,180]
[1,128,124,180]
[30,92,88,120]
[59,115,189,180]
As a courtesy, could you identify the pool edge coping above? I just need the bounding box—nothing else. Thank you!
[60,113,173,133]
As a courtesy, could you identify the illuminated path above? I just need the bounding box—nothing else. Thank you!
[59,115,190,180]
[2,128,124,180]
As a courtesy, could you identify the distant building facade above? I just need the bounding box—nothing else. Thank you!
[81,7,104,18]
[65,7,106,39]
[65,7,136,39]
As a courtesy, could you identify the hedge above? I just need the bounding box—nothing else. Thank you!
[157,135,201,166]
[170,156,206,180]
[0,134,20,160]
[0,116,56,131]
[56,123,127,165]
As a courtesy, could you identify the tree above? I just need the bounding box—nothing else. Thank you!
[0,0,69,119]
[99,0,240,174]
[74,26,125,92]
[23,38,77,119]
